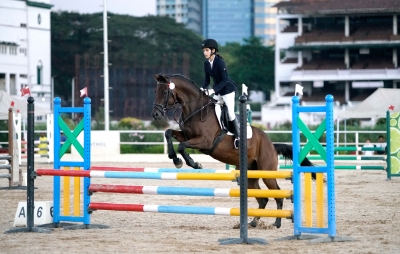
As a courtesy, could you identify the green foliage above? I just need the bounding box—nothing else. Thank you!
[118,117,146,130]
[248,102,261,111]
[51,12,204,101]
[221,37,274,95]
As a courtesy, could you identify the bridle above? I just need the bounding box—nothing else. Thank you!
[152,82,179,116]
[153,81,214,125]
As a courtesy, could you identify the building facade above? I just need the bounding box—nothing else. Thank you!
[254,0,281,45]
[202,0,253,45]
[0,0,52,112]
[157,0,202,35]
[273,0,400,105]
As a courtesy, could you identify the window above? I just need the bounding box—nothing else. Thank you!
[37,60,43,85]
[0,45,6,54]
[10,47,17,55]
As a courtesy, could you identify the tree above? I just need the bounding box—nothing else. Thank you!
[221,37,275,97]
[51,12,204,102]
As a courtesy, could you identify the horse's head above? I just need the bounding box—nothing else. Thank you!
[152,74,178,120]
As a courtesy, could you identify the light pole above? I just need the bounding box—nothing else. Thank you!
[103,0,110,131]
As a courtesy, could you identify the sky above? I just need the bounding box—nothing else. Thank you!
[50,0,157,17]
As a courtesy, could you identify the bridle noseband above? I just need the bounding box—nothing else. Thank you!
[153,82,178,116]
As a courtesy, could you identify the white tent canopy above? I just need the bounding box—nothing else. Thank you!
[337,88,400,119]
[0,91,50,120]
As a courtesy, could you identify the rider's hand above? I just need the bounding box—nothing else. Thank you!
[207,89,215,95]
[200,87,204,91]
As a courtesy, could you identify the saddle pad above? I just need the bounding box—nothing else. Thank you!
[214,105,253,139]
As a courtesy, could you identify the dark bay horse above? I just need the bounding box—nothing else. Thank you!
[151,74,314,229]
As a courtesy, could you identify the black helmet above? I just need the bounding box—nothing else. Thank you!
[201,39,218,52]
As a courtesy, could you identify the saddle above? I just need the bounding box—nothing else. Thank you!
[214,103,252,138]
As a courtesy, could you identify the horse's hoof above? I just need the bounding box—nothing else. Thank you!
[174,158,183,168]
[194,163,202,169]
[249,221,257,228]
[273,222,281,229]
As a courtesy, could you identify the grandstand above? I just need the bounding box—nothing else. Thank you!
[271,0,400,112]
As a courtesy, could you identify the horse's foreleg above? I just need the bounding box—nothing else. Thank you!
[165,129,185,168]
[177,137,207,169]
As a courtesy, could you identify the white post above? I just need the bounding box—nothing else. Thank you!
[298,50,303,67]
[394,14,398,35]
[14,113,22,166]
[393,48,398,68]
[298,17,303,35]
[5,72,10,93]
[71,78,75,120]
[345,16,349,37]
[355,132,359,155]
[345,48,349,68]
[12,112,21,185]
[345,81,350,102]
[51,76,54,112]
[47,114,53,163]
[103,0,110,131]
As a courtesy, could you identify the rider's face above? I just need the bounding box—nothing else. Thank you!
[203,48,214,59]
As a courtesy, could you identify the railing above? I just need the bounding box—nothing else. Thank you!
[0,129,387,155]
[118,129,387,154]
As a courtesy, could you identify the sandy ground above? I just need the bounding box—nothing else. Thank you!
[1,161,400,254]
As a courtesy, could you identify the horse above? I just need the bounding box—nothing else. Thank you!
[151,74,315,229]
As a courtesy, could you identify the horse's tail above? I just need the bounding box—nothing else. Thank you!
[273,143,316,180]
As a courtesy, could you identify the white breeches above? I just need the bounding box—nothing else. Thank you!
[214,92,236,121]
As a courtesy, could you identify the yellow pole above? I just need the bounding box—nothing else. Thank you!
[233,170,292,179]
[230,208,293,218]
[63,167,70,216]
[176,172,238,180]
[229,189,292,198]
[304,172,312,227]
[316,173,324,227]
[73,167,80,216]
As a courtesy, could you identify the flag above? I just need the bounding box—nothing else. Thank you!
[388,105,395,110]
[21,86,31,97]
[80,87,88,97]
[10,101,15,107]
[295,84,303,96]
[242,84,248,96]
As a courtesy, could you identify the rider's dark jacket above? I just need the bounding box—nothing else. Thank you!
[202,55,237,96]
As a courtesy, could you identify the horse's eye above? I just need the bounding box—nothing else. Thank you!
[163,90,167,95]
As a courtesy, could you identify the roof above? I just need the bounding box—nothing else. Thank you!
[275,0,400,15]
[337,88,400,119]
[0,91,49,120]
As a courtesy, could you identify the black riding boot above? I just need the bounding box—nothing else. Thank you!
[230,118,240,149]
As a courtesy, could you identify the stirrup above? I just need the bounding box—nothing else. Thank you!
[234,138,239,149]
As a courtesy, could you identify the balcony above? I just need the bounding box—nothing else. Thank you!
[291,68,400,82]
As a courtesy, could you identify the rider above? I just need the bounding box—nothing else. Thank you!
[200,39,240,149]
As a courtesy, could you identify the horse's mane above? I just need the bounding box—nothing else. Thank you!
[165,74,199,90]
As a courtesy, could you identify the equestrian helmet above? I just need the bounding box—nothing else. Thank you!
[201,39,218,51]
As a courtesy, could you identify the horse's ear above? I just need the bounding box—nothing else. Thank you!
[154,74,161,82]
[154,74,168,83]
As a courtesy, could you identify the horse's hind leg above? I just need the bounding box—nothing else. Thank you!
[177,141,202,169]
[165,129,183,168]
[248,178,269,228]
[261,178,284,229]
